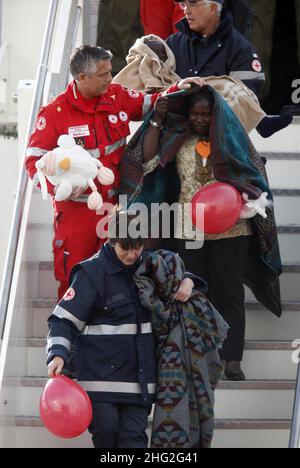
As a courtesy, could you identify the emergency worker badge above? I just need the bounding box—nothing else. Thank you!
[63,288,76,301]
[128,90,139,99]
[35,116,47,131]
[252,60,262,73]
[119,111,128,122]
[74,137,85,147]
[108,115,119,124]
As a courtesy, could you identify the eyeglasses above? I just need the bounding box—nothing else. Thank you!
[178,0,214,10]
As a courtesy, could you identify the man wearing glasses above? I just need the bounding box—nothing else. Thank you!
[167,0,265,96]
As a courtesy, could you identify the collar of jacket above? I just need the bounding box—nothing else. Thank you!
[97,242,145,275]
[65,81,116,114]
[175,9,233,44]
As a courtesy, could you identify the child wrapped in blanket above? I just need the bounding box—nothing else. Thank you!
[113,34,292,138]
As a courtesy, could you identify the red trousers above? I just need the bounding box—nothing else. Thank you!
[53,201,106,300]
[140,0,184,39]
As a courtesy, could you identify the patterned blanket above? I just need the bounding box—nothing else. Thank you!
[121,86,282,317]
[134,250,229,448]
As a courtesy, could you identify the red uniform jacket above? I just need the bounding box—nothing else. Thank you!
[26,81,178,202]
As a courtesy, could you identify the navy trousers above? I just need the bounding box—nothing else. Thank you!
[88,402,151,449]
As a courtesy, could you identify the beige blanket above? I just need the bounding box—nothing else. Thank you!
[204,75,266,133]
[113,34,180,93]
[113,35,266,133]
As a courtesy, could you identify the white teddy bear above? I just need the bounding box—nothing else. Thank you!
[35,135,115,210]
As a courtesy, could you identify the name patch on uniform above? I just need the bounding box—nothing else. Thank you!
[63,288,76,301]
[68,125,90,138]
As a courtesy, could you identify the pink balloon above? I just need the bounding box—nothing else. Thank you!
[191,182,243,234]
[40,375,93,438]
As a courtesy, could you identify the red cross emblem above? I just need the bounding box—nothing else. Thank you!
[252,60,262,73]
[63,288,75,301]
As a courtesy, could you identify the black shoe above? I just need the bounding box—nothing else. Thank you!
[224,361,246,382]
[256,113,293,138]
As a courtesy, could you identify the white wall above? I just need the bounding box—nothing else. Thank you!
[0,0,50,123]
[0,0,51,283]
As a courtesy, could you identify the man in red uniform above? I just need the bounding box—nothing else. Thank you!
[140,0,184,39]
[26,45,201,299]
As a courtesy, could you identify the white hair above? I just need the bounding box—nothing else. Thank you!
[213,2,223,16]
[201,1,223,16]
[217,3,223,16]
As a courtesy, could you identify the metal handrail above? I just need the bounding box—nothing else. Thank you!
[289,361,300,448]
[0,0,59,339]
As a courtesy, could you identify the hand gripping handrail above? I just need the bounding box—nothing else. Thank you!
[0,0,59,340]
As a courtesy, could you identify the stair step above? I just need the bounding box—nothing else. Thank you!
[1,378,294,420]
[273,189,300,196]
[278,228,300,263]
[24,262,54,271]
[261,152,300,160]
[9,339,297,380]
[30,299,300,311]
[26,261,300,273]
[246,311,300,342]
[15,377,295,390]
[0,415,291,431]
[25,222,300,270]
[216,419,291,430]
[0,416,291,448]
[19,338,295,350]
[215,380,295,420]
[278,225,300,234]
[213,425,290,448]
[260,158,300,189]
[27,257,300,300]
[27,300,300,342]
[246,301,300,311]
[218,380,295,390]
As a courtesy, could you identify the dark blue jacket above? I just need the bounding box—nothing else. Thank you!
[47,243,157,407]
[166,10,265,95]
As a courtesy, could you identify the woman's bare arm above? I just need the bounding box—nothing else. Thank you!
[143,97,168,163]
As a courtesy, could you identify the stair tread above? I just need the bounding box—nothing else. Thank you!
[25,260,300,273]
[0,416,291,430]
[27,298,300,311]
[273,189,300,196]
[14,377,296,391]
[259,152,300,160]
[20,338,295,351]
[246,301,300,311]
[277,225,300,234]
[218,380,296,390]
[215,419,291,430]
[245,341,294,350]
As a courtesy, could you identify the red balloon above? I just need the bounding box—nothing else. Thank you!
[191,182,243,234]
[40,375,93,438]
